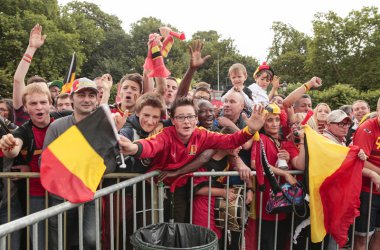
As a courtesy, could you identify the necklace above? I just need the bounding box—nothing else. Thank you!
[266,134,281,149]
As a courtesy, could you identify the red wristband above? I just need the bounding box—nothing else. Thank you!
[22,58,31,63]
[24,53,33,60]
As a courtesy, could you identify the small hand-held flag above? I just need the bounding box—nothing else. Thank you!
[61,52,77,93]
[41,105,120,203]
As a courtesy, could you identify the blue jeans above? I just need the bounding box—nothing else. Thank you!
[48,197,96,249]
[30,196,47,250]
[0,195,23,250]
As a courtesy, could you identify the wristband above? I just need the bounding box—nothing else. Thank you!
[24,53,33,60]
[303,83,310,92]
[22,58,31,64]
[247,188,254,193]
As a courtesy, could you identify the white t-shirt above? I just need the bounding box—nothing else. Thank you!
[248,83,269,106]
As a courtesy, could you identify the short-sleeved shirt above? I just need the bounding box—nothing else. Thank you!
[251,134,299,221]
[14,106,29,126]
[248,83,269,106]
[353,118,380,194]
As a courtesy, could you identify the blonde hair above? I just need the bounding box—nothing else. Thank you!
[228,63,247,77]
[313,103,331,122]
[22,82,52,106]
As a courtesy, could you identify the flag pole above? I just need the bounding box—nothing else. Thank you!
[100,104,127,168]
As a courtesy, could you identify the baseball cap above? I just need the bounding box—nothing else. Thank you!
[71,78,98,94]
[48,80,63,90]
[326,110,352,124]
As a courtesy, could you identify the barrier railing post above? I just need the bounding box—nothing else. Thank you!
[58,213,63,250]
[224,176,230,250]
[133,184,137,231]
[158,182,164,223]
[150,177,155,224]
[122,188,126,250]
[258,191,263,250]
[78,205,83,250]
[365,183,373,250]
[95,198,100,250]
[32,223,38,250]
[110,193,114,250]
[207,175,212,229]
[143,180,146,227]
[189,177,194,224]
[1,236,6,250]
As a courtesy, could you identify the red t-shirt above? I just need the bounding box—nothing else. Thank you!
[137,126,254,186]
[192,168,224,239]
[14,106,30,126]
[353,118,380,194]
[14,119,53,196]
[251,134,299,221]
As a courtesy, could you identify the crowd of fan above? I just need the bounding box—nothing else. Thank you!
[0,24,380,250]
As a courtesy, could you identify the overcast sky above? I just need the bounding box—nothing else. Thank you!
[58,0,380,62]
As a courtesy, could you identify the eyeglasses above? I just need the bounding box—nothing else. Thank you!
[331,122,351,128]
[194,96,210,100]
[174,115,197,122]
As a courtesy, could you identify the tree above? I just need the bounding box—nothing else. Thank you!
[192,30,258,91]
[267,22,311,83]
[307,7,380,90]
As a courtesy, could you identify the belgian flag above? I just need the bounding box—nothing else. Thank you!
[41,105,119,203]
[61,52,77,93]
[304,126,363,247]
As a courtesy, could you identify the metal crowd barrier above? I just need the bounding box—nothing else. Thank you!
[0,170,376,250]
[0,171,163,250]
[187,170,375,250]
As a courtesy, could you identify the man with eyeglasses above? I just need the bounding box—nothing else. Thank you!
[323,110,352,145]
[118,96,265,222]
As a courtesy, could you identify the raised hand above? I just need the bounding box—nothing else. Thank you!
[101,74,113,91]
[29,24,46,49]
[112,110,129,131]
[272,75,280,89]
[159,26,172,38]
[189,40,211,70]
[308,76,322,89]
[242,104,265,133]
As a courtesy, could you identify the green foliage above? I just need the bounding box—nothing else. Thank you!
[306,7,380,90]
[268,22,311,83]
[0,70,13,98]
[284,83,379,110]
[0,1,378,102]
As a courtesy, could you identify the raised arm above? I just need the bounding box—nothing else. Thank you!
[176,40,211,98]
[99,74,113,105]
[283,76,322,109]
[268,75,280,101]
[13,24,46,109]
